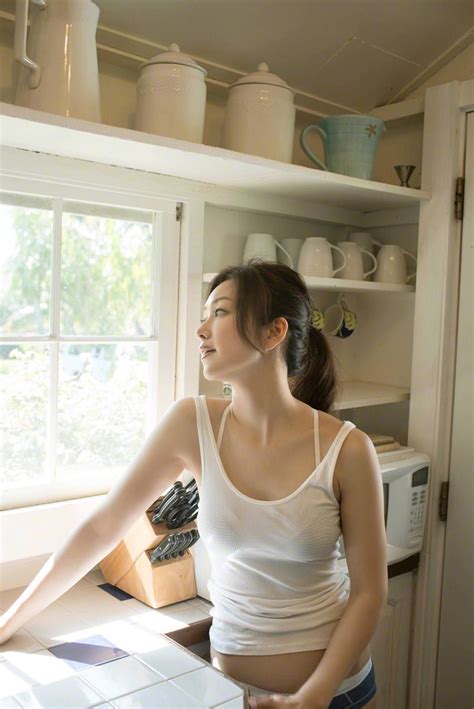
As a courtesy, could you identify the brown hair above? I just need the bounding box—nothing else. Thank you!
[206,259,341,414]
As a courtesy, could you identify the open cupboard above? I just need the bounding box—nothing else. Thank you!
[0,78,472,708]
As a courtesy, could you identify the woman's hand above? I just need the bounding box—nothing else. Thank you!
[248,693,327,708]
[0,614,15,646]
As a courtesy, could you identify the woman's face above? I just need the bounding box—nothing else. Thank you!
[195,279,263,381]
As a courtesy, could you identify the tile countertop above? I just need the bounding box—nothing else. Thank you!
[1,634,246,708]
[0,545,418,708]
[0,581,247,709]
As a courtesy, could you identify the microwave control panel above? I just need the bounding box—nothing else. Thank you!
[408,465,429,547]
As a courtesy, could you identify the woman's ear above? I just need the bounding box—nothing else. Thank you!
[264,317,288,352]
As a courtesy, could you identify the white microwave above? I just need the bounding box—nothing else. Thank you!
[337,448,430,560]
[378,449,430,552]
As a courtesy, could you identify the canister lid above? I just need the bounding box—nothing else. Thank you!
[141,43,207,76]
[230,62,295,93]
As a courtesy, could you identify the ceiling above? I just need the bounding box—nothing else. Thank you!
[91,0,473,112]
[0,0,472,112]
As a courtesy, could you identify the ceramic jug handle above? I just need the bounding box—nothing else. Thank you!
[299,125,328,171]
[360,249,378,278]
[330,245,347,276]
[14,0,47,90]
[402,248,417,282]
[275,241,294,269]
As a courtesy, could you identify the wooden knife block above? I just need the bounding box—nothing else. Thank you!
[99,496,198,609]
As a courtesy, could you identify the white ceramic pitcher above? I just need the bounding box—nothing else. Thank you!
[14,0,101,121]
[242,233,294,268]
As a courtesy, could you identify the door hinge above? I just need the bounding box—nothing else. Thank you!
[176,202,183,222]
[439,481,449,521]
[455,177,464,221]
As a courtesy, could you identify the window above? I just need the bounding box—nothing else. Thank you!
[0,186,179,510]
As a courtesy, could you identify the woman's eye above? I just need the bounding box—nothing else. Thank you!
[199,308,225,324]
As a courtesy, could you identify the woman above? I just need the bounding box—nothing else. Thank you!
[0,260,386,708]
[194,261,386,708]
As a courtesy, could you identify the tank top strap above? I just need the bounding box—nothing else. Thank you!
[216,401,232,451]
[330,420,357,459]
[313,409,320,468]
[194,395,227,482]
[315,419,357,504]
[193,395,208,456]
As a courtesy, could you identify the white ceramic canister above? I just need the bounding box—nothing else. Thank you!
[135,43,207,143]
[222,62,296,163]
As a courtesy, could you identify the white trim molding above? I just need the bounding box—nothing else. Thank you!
[407,79,468,709]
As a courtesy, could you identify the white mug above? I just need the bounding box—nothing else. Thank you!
[297,237,347,278]
[348,231,382,280]
[348,231,382,251]
[280,238,304,268]
[335,242,378,280]
[374,245,417,284]
[243,233,294,268]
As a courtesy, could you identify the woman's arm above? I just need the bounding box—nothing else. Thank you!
[295,429,388,706]
[0,521,123,643]
[0,397,195,645]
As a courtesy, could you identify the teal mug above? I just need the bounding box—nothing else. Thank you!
[300,115,386,180]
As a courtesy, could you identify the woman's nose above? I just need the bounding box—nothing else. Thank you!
[196,322,206,338]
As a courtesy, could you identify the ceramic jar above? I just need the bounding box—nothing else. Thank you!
[135,43,207,143]
[222,62,296,163]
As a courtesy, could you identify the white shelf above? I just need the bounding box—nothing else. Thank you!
[0,102,431,212]
[203,273,415,294]
[335,381,410,410]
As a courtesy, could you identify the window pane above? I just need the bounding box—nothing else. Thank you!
[0,343,49,486]
[56,343,150,477]
[0,194,53,336]
[60,203,153,336]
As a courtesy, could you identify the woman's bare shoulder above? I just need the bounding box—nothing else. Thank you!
[172,396,201,473]
[174,396,229,477]
[317,408,346,439]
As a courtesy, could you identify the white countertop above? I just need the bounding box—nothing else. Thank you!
[337,543,420,574]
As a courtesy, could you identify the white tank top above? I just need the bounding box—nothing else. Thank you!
[194,394,356,656]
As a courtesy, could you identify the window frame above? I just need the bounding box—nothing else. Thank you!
[0,167,181,511]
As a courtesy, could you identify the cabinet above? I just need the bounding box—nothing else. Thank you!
[370,573,414,709]
[198,202,418,440]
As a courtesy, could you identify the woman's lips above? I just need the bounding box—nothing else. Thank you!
[201,349,216,359]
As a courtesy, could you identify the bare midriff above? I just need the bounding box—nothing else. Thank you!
[210,644,372,694]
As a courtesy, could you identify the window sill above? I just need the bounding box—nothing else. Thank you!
[0,494,108,564]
